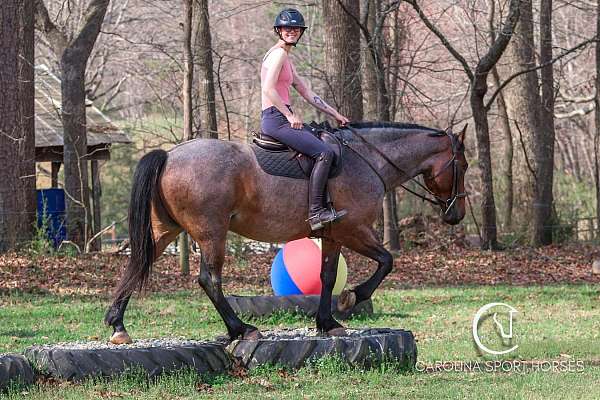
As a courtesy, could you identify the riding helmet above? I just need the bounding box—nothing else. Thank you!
[273,8,307,29]
[273,9,307,46]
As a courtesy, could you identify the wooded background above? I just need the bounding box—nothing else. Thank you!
[1,0,599,253]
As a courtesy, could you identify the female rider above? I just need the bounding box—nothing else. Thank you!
[261,8,350,231]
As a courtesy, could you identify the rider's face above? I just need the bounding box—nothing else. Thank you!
[279,26,301,42]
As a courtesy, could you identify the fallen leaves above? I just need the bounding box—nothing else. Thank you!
[0,241,597,298]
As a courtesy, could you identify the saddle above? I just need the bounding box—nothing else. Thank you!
[250,121,344,180]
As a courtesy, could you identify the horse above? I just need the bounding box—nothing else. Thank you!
[104,121,468,344]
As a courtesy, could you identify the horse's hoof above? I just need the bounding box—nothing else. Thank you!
[242,329,263,341]
[110,330,132,345]
[337,290,356,313]
[327,327,348,337]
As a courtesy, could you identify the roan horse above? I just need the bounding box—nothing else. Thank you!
[105,122,468,344]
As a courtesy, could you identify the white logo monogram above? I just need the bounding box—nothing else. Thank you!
[472,303,518,355]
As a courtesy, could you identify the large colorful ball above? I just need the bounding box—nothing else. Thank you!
[271,238,347,296]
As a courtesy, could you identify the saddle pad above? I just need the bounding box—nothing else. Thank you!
[251,145,306,179]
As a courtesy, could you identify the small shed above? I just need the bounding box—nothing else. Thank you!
[34,64,132,249]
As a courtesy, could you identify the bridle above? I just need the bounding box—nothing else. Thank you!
[344,126,467,215]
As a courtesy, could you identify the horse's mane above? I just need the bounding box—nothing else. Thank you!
[346,121,445,136]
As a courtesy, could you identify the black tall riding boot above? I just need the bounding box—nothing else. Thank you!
[307,151,347,231]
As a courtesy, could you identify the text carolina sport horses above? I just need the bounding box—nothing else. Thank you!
[105,122,468,344]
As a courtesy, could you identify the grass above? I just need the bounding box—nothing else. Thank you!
[1,284,599,398]
[5,361,600,400]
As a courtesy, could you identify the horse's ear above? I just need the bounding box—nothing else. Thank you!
[458,124,468,144]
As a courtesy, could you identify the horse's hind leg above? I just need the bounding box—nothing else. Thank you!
[190,227,261,341]
[337,226,394,313]
[105,227,181,344]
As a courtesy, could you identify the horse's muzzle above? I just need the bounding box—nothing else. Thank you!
[441,203,465,225]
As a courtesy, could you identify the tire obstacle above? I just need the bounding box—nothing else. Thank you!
[23,339,231,382]
[0,354,35,391]
[0,328,416,391]
[227,328,417,370]
[226,295,373,320]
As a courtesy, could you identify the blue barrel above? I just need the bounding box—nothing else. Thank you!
[37,189,67,248]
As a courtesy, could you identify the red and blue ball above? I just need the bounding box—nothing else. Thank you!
[271,238,347,296]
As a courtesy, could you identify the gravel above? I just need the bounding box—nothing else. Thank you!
[28,338,216,351]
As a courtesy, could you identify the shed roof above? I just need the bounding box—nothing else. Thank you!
[35,64,131,149]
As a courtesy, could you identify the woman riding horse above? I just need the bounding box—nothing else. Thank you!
[103,8,469,345]
[261,8,350,231]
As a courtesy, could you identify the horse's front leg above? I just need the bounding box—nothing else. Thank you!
[337,225,394,313]
[317,238,346,335]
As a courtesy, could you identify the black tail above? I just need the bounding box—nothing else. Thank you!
[113,149,168,303]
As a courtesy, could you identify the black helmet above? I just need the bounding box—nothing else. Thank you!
[274,9,307,29]
[273,9,307,46]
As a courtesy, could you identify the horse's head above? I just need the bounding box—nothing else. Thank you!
[422,125,468,225]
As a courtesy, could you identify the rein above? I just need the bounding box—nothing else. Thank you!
[343,126,466,213]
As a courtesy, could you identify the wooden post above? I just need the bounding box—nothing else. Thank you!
[91,160,102,251]
[51,162,61,188]
[179,232,190,276]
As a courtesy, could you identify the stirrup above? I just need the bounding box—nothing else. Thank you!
[307,208,348,231]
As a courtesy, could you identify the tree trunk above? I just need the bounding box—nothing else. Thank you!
[353,0,399,248]
[382,191,399,250]
[360,0,378,120]
[194,0,218,139]
[0,0,35,252]
[565,134,581,181]
[374,2,399,251]
[61,58,91,248]
[35,0,111,250]
[183,0,194,141]
[471,80,499,249]
[407,0,518,249]
[388,7,405,120]
[595,0,600,237]
[359,0,391,121]
[359,0,387,241]
[492,68,514,229]
[179,0,194,275]
[533,0,555,245]
[179,232,190,276]
[91,160,102,251]
[467,0,520,249]
[365,1,399,250]
[488,2,514,231]
[322,0,363,121]
[504,0,544,243]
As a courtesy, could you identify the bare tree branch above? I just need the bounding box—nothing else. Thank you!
[555,102,595,118]
[476,0,521,75]
[486,37,598,110]
[34,0,68,54]
[70,0,111,61]
[558,89,595,103]
[404,0,474,81]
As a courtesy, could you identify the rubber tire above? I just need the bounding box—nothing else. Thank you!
[24,341,231,381]
[0,354,35,391]
[227,328,417,370]
[226,295,373,320]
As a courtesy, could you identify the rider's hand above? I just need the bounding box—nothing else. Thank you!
[335,113,350,127]
[286,113,304,130]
